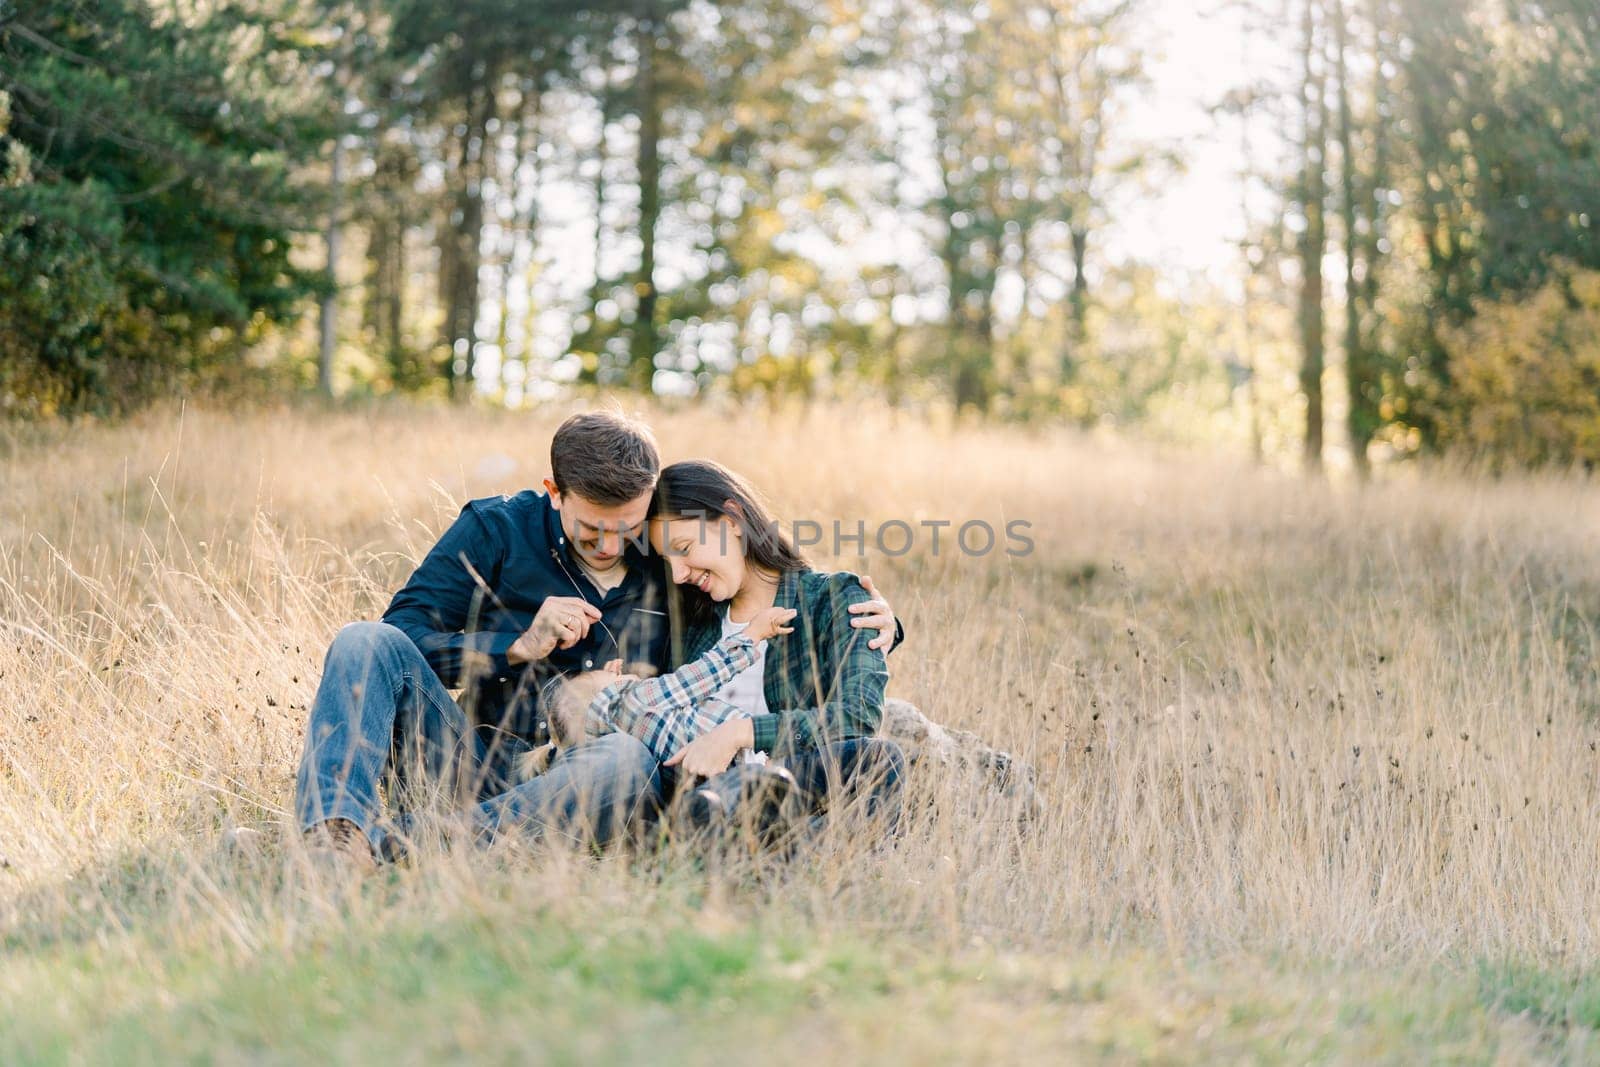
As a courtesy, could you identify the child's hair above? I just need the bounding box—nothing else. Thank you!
[538,671,616,747]
[523,667,644,783]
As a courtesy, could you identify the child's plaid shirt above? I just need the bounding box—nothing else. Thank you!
[585,632,759,761]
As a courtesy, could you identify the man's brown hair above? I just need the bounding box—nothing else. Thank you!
[550,410,660,505]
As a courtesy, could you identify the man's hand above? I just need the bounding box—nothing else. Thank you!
[847,574,898,651]
[507,596,603,665]
[664,717,756,779]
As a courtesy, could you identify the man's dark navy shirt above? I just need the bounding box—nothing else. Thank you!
[381,491,670,737]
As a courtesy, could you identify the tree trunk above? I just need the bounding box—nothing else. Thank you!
[1066,223,1089,381]
[1298,0,1327,471]
[1010,205,1032,398]
[363,143,409,386]
[492,92,524,403]
[943,222,986,413]
[883,48,908,412]
[516,80,544,400]
[1238,96,1263,462]
[1352,0,1389,475]
[319,136,341,399]
[575,45,614,384]
[442,66,497,402]
[629,3,662,393]
[1335,0,1367,476]
[388,196,406,383]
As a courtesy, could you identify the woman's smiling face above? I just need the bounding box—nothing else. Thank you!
[650,514,745,601]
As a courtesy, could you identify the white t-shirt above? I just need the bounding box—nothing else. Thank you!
[717,614,770,765]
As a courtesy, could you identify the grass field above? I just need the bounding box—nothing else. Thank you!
[2,399,1599,1063]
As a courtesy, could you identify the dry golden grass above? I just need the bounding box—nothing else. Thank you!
[2,398,1598,1060]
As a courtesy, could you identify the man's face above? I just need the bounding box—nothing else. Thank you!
[545,479,653,571]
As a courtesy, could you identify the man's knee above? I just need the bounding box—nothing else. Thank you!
[327,620,413,669]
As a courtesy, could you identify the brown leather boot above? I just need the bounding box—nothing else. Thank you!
[302,817,377,879]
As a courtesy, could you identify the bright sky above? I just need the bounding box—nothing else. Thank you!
[1104,0,1263,279]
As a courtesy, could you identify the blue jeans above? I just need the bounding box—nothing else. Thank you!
[293,622,661,855]
[782,737,906,830]
[670,737,907,837]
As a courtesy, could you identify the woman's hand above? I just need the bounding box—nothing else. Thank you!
[665,717,756,778]
[847,574,899,651]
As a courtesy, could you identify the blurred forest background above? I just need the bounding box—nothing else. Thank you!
[1,0,1596,471]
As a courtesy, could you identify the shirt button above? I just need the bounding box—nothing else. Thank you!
[584,659,593,668]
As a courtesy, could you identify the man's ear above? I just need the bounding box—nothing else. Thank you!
[543,477,561,508]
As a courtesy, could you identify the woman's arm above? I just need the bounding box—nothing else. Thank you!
[748,573,889,757]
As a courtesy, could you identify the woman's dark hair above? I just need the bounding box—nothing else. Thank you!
[649,460,808,640]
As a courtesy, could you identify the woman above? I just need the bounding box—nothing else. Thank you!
[647,460,906,839]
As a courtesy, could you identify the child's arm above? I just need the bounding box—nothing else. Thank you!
[608,633,759,760]
[624,693,750,765]
[614,631,756,719]
[598,609,794,759]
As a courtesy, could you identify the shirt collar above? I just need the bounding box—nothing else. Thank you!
[714,567,802,618]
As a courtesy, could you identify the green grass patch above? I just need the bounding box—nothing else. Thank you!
[1477,959,1600,1054]
[0,888,1570,1065]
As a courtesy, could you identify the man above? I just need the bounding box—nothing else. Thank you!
[291,410,901,871]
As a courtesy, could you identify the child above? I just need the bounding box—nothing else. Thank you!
[518,605,797,778]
